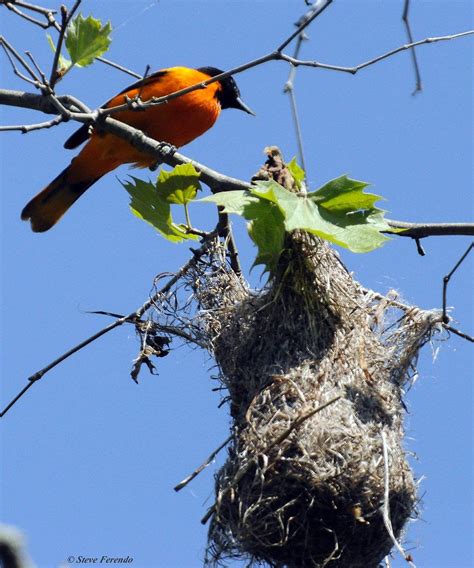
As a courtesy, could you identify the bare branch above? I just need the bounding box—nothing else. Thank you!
[386,221,474,238]
[0,114,63,132]
[283,31,308,175]
[2,0,50,28]
[0,236,217,418]
[217,210,242,275]
[0,36,41,85]
[174,435,233,492]
[444,324,474,343]
[280,30,474,74]
[442,242,473,324]
[24,49,47,83]
[49,0,81,87]
[277,0,333,52]
[95,56,142,79]
[402,0,423,94]
[0,88,91,113]
[1,0,57,17]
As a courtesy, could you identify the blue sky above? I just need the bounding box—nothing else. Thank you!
[1,1,473,567]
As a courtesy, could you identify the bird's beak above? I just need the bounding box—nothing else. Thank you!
[233,96,256,116]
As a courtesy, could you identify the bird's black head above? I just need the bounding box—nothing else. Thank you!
[197,66,255,115]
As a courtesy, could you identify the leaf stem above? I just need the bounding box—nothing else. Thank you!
[184,202,192,230]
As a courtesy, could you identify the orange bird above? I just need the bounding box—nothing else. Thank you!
[21,66,254,232]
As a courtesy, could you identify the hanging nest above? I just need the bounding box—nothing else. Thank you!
[164,148,442,567]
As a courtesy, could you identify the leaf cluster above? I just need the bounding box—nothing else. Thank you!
[122,164,201,242]
[122,161,391,274]
[203,174,391,272]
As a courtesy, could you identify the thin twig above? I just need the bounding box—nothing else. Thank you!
[442,242,474,323]
[283,31,308,175]
[225,227,242,276]
[95,56,141,79]
[217,210,242,275]
[3,0,50,28]
[277,0,333,52]
[414,237,425,256]
[381,431,417,567]
[1,0,57,16]
[280,30,474,74]
[49,0,81,88]
[0,36,40,84]
[24,50,47,84]
[402,0,422,94]
[0,115,63,132]
[174,434,233,492]
[444,324,474,343]
[88,309,208,347]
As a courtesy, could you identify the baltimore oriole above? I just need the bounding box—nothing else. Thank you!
[21,66,254,232]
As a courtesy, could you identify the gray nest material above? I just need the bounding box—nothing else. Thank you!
[184,149,442,567]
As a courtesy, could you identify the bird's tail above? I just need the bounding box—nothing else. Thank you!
[21,164,102,232]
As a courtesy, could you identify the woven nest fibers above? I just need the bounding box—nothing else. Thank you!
[188,234,441,568]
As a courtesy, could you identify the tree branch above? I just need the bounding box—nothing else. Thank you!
[48,1,80,87]
[385,221,474,238]
[0,36,42,86]
[402,0,422,94]
[2,0,52,28]
[1,87,472,240]
[0,235,218,418]
[0,114,63,132]
[279,30,474,74]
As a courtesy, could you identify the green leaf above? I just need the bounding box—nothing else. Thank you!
[300,176,391,252]
[65,14,112,67]
[286,157,306,188]
[308,175,377,213]
[252,179,391,254]
[156,164,201,205]
[200,188,285,273]
[47,34,71,71]
[200,191,259,215]
[245,200,286,273]
[302,205,390,252]
[122,177,198,242]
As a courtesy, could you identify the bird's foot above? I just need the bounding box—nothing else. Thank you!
[149,142,177,171]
